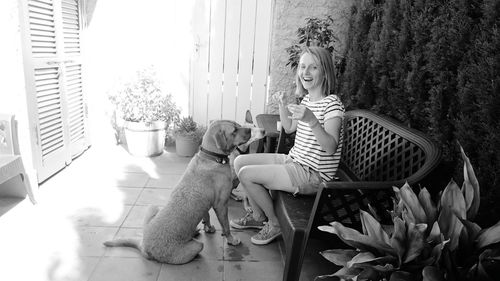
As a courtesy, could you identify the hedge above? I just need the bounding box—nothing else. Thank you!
[337,0,500,227]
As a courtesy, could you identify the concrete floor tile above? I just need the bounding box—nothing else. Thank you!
[145,174,182,188]
[224,231,282,262]
[223,260,283,281]
[76,226,119,257]
[117,187,143,205]
[70,205,132,227]
[112,172,150,188]
[89,257,161,281]
[158,259,223,281]
[135,188,173,206]
[121,205,150,227]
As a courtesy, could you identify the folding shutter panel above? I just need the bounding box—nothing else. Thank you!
[61,0,89,158]
[20,0,89,182]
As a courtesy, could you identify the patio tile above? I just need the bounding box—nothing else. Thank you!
[223,230,282,262]
[88,257,161,281]
[112,172,150,188]
[135,188,173,206]
[122,205,152,228]
[70,205,132,227]
[117,187,143,205]
[76,226,118,257]
[75,257,101,281]
[223,260,283,281]
[194,231,224,260]
[145,174,182,188]
[158,259,223,281]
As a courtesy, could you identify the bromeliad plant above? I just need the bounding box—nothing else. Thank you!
[317,144,500,281]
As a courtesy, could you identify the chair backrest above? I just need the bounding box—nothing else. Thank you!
[0,114,19,155]
[341,110,441,184]
[276,109,441,184]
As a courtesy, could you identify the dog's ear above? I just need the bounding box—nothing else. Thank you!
[214,129,227,151]
[245,110,253,124]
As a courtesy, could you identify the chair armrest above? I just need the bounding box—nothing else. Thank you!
[321,180,407,190]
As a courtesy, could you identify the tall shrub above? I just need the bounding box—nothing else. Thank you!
[338,0,500,226]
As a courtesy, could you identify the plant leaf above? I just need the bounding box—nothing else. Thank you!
[418,187,437,226]
[476,219,500,249]
[399,183,428,224]
[331,266,363,280]
[358,267,379,280]
[390,217,406,266]
[458,217,482,248]
[318,223,394,254]
[459,144,480,220]
[360,210,391,246]
[427,221,442,243]
[389,270,414,281]
[422,266,445,281]
[438,180,465,251]
[320,249,359,266]
[403,223,427,263]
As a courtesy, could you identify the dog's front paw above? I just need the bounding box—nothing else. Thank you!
[204,224,216,233]
[226,234,241,246]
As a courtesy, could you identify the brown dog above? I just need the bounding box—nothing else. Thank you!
[104,119,264,264]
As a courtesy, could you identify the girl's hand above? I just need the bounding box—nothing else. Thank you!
[277,91,288,106]
[287,104,317,125]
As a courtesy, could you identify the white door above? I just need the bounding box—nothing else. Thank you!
[19,0,90,182]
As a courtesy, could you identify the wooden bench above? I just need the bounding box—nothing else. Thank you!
[271,109,441,281]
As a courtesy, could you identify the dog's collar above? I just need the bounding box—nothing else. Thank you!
[198,146,230,165]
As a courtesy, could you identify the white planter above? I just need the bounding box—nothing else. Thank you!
[175,135,199,157]
[124,121,167,157]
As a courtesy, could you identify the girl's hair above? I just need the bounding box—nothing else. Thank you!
[295,46,336,97]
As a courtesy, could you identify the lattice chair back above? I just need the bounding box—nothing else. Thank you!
[312,110,441,228]
[341,110,437,183]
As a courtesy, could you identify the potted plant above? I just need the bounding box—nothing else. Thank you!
[174,116,206,157]
[108,68,180,157]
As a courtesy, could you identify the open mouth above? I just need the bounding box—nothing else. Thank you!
[302,77,313,83]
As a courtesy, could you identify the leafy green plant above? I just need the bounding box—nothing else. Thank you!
[285,16,339,71]
[174,116,206,144]
[108,68,180,124]
[316,144,500,281]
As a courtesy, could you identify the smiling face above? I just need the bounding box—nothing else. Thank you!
[297,52,325,94]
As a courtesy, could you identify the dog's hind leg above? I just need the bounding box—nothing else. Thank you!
[143,205,160,227]
[166,240,204,265]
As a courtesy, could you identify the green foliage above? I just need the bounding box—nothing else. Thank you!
[337,0,500,226]
[174,116,206,144]
[108,68,180,125]
[286,16,339,71]
[317,145,500,281]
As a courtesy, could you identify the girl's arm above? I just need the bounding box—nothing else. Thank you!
[310,116,342,155]
[278,93,297,133]
[287,104,342,154]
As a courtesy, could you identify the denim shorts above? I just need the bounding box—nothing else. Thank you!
[275,154,322,195]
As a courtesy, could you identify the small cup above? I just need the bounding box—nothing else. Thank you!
[276,121,282,131]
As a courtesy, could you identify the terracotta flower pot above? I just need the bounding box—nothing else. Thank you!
[175,135,199,157]
[124,121,167,157]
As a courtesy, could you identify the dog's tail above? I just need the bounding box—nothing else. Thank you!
[103,238,150,258]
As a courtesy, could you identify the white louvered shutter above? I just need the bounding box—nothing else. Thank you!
[20,0,89,183]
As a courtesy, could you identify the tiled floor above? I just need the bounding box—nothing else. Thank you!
[0,142,337,281]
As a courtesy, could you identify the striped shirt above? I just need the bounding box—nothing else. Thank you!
[288,94,345,181]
